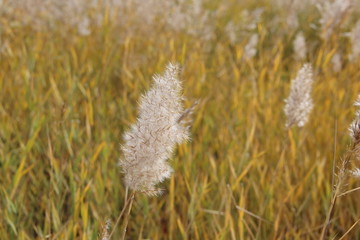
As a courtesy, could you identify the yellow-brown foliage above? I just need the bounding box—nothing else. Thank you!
[0,0,360,239]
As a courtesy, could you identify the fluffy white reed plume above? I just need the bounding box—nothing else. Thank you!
[331,52,342,72]
[240,8,264,31]
[225,21,238,45]
[349,95,360,147]
[284,63,314,128]
[317,0,353,39]
[348,20,360,61]
[351,168,360,178]
[286,9,299,29]
[244,34,259,60]
[293,32,307,60]
[273,0,319,29]
[100,219,111,240]
[165,0,214,40]
[4,0,97,31]
[274,0,321,10]
[119,63,191,195]
[348,95,360,175]
[349,96,360,131]
[78,16,91,36]
[225,9,263,45]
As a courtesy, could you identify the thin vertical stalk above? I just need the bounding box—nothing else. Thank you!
[109,187,130,239]
[121,192,135,240]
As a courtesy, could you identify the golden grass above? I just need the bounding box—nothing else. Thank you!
[1,2,360,239]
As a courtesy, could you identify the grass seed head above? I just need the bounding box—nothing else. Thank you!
[284,63,314,128]
[100,219,110,240]
[349,20,360,61]
[317,0,353,39]
[119,63,191,195]
[293,32,306,61]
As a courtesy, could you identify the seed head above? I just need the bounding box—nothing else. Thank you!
[317,0,353,39]
[349,95,360,146]
[284,63,314,128]
[100,219,111,240]
[348,20,360,61]
[244,34,258,60]
[119,63,192,195]
[351,168,360,179]
[293,32,306,61]
[331,52,342,72]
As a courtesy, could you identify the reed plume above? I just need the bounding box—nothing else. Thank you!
[349,95,360,142]
[284,63,314,128]
[100,219,110,240]
[119,62,192,196]
[244,34,258,60]
[331,52,342,72]
[293,32,306,61]
[317,0,353,39]
[348,20,360,61]
[349,95,360,169]
[351,168,360,178]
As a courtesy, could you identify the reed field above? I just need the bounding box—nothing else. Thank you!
[1,0,360,239]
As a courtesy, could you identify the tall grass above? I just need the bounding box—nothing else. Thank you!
[1,0,360,239]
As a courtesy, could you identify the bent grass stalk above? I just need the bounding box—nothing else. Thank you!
[320,159,347,240]
[109,187,132,239]
[121,192,135,240]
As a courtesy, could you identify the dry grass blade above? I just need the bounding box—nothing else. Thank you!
[227,185,270,223]
[338,218,360,240]
[337,186,360,198]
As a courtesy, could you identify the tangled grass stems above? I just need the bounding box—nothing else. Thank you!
[320,95,360,239]
[108,187,133,239]
[120,192,135,240]
[320,158,348,240]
